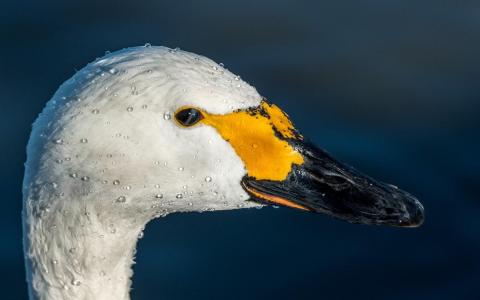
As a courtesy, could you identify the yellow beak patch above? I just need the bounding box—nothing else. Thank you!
[200,101,304,181]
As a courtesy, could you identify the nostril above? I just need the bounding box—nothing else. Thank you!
[385,207,395,214]
[325,175,349,186]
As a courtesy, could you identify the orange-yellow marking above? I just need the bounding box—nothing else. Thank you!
[196,101,304,181]
[263,102,299,139]
[242,182,310,211]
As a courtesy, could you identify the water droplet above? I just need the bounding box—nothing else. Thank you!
[144,43,151,48]
[80,138,88,144]
[178,167,184,171]
[52,260,58,265]
[55,159,63,164]
[70,173,78,178]
[91,109,100,114]
[81,176,89,181]
[110,228,116,234]
[176,194,183,199]
[163,112,171,120]
[205,176,212,182]
[53,139,63,145]
[154,184,160,188]
[155,194,163,199]
[102,180,108,184]
[51,182,58,189]
[71,279,81,286]
[138,231,144,239]
[126,106,133,112]
[113,179,120,185]
[212,66,218,71]
[234,75,240,81]
[124,185,131,190]
[116,196,126,203]
[188,202,193,206]
[65,157,71,161]
[109,68,118,74]
[219,63,224,67]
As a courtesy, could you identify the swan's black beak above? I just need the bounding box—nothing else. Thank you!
[198,98,423,227]
[242,141,424,228]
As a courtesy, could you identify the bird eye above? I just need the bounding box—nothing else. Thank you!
[174,108,204,127]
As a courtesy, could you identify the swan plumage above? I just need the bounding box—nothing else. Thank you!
[24,46,264,299]
[23,46,424,300]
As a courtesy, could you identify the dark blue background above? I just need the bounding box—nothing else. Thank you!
[2,0,479,299]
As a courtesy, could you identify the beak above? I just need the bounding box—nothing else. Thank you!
[242,141,424,228]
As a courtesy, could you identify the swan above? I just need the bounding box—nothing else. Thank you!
[23,46,424,300]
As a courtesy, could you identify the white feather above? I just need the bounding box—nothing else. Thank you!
[23,46,263,300]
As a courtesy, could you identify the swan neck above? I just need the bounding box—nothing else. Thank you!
[24,194,144,300]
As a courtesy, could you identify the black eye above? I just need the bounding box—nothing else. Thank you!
[175,108,203,127]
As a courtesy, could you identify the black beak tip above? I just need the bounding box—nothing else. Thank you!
[397,199,425,228]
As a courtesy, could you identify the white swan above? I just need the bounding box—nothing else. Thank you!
[23,46,424,300]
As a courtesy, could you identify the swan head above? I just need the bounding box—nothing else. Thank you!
[25,46,424,228]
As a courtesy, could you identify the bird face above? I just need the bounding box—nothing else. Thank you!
[35,46,422,227]
[170,100,424,227]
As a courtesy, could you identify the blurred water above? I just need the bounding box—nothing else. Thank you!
[1,0,479,299]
